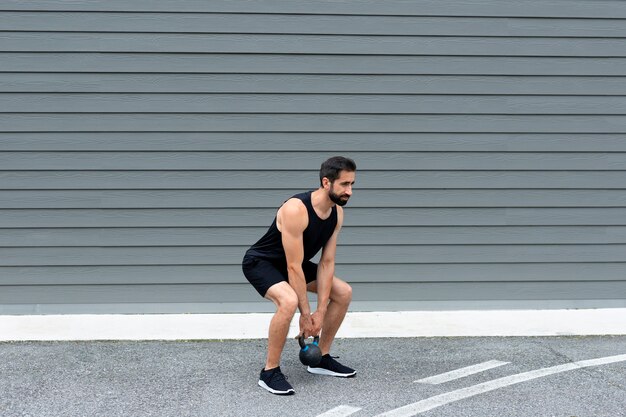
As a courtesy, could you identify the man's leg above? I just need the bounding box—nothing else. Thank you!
[264,281,299,370]
[307,276,352,355]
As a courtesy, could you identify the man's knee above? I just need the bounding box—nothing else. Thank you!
[333,279,353,305]
[280,291,298,315]
[267,282,298,315]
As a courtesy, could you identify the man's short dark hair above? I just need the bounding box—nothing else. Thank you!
[319,156,357,186]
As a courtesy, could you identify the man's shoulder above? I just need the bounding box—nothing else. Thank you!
[278,198,308,226]
[281,197,307,212]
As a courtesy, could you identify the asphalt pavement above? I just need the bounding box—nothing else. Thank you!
[1,336,625,417]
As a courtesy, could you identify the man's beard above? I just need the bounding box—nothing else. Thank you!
[329,189,349,206]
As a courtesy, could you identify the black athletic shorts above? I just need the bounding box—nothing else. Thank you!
[242,254,318,297]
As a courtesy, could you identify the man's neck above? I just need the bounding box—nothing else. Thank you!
[311,188,334,217]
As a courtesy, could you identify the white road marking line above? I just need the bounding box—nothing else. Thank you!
[415,360,510,384]
[316,405,362,417]
[376,353,626,417]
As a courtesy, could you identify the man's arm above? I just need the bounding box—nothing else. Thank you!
[311,206,343,333]
[277,199,314,336]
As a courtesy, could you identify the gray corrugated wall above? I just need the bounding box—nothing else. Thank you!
[1,0,625,314]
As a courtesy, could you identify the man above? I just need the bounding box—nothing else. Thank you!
[242,156,357,395]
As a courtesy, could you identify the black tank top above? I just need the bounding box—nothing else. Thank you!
[245,191,338,264]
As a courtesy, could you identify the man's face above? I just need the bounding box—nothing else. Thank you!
[327,170,356,206]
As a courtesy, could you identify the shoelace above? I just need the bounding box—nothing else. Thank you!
[270,370,288,383]
[324,355,341,370]
[325,355,355,373]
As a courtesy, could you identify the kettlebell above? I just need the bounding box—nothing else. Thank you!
[298,335,322,367]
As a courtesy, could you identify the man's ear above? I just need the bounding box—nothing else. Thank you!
[322,177,331,190]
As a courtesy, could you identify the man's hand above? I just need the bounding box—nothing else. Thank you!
[299,313,315,338]
[310,310,325,336]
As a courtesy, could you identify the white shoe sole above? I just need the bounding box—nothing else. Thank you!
[307,366,357,378]
[258,379,295,395]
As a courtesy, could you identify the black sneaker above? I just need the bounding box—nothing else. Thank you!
[258,367,295,395]
[307,354,356,378]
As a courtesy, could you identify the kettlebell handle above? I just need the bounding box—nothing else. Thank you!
[298,335,320,349]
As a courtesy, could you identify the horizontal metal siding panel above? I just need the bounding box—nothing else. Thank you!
[3,133,626,152]
[2,151,626,170]
[3,264,626,285]
[4,245,626,266]
[3,226,626,247]
[6,299,625,314]
[6,94,626,114]
[3,189,626,208]
[351,281,626,301]
[2,0,626,18]
[0,281,623,305]
[4,54,626,75]
[4,13,626,37]
[0,302,277,315]
[3,114,626,132]
[2,208,626,228]
[3,171,626,189]
[0,284,259,304]
[4,74,626,95]
[4,32,625,56]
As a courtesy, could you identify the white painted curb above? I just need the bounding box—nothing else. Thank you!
[0,309,624,341]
